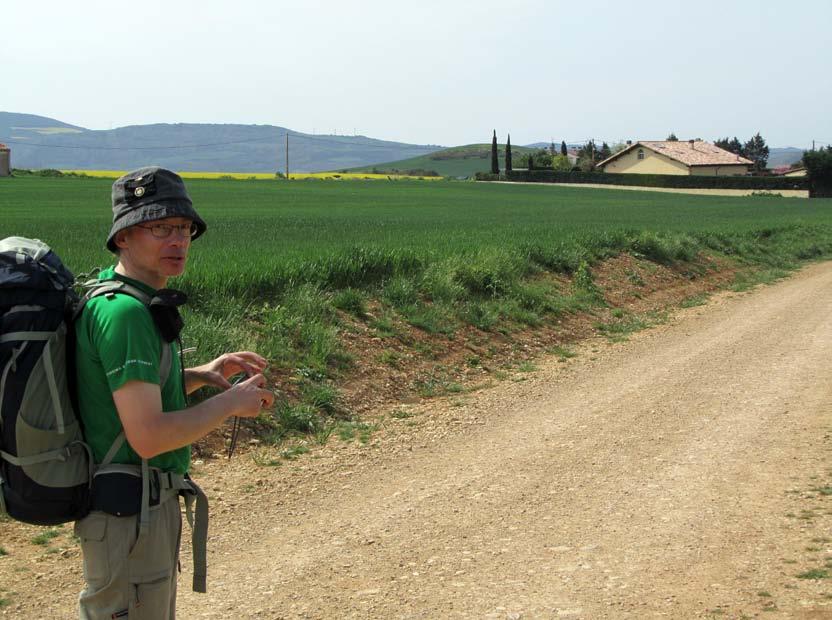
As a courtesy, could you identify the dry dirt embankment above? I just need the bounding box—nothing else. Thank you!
[3,262,832,619]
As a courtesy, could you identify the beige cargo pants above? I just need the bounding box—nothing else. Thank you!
[74,495,182,620]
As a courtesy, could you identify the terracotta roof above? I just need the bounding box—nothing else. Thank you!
[598,140,753,168]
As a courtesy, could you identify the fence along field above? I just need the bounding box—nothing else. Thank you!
[3,176,832,440]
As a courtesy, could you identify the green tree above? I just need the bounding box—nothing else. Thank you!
[491,130,499,174]
[666,133,679,141]
[576,140,598,171]
[715,136,744,156]
[551,154,572,172]
[611,142,628,155]
[505,134,513,173]
[534,148,553,168]
[561,140,568,157]
[599,142,612,161]
[803,146,832,197]
[743,132,769,172]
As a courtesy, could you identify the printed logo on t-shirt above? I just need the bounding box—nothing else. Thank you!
[106,359,154,376]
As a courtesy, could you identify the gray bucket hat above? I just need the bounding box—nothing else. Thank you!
[106,166,207,253]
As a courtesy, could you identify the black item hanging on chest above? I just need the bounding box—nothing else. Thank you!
[148,288,187,343]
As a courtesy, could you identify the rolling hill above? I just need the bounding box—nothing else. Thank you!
[0,112,443,173]
[345,143,539,177]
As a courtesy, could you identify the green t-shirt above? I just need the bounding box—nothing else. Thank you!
[75,267,190,474]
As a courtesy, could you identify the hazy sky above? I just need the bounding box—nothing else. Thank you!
[3,0,829,148]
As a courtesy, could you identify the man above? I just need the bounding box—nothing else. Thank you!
[73,166,274,619]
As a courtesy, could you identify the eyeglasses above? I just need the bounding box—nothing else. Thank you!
[136,222,199,239]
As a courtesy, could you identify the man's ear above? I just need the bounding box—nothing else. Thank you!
[114,228,130,251]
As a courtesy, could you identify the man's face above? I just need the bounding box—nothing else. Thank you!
[116,216,193,280]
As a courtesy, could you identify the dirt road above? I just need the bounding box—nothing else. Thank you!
[3,263,832,618]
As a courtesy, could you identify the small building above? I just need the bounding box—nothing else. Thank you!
[597,140,752,176]
[783,166,807,177]
[0,144,9,177]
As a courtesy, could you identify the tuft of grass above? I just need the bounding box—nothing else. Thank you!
[461,300,500,331]
[403,303,457,335]
[731,268,790,292]
[251,450,282,467]
[332,288,368,318]
[31,527,62,546]
[314,423,335,445]
[548,345,577,360]
[389,409,413,419]
[796,568,830,580]
[680,293,709,308]
[625,269,645,286]
[595,313,649,341]
[369,313,398,338]
[280,444,310,460]
[377,349,402,368]
[0,546,8,557]
[300,381,341,416]
[272,403,319,437]
[336,421,377,443]
[573,261,604,302]
[383,276,420,308]
[413,369,463,397]
[517,361,537,372]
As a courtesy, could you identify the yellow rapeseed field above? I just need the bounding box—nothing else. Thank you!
[60,170,443,181]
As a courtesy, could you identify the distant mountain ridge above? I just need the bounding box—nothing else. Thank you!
[0,112,443,173]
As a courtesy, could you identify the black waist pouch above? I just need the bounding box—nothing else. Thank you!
[90,472,143,517]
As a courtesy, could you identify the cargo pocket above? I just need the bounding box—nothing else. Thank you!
[74,512,109,588]
[128,574,173,620]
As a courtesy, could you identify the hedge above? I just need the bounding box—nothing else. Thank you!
[803,149,832,198]
[475,170,809,191]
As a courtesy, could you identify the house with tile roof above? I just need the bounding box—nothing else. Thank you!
[597,140,752,176]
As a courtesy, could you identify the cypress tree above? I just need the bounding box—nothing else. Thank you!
[491,130,499,174]
[506,134,513,173]
[561,140,568,157]
[743,132,769,172]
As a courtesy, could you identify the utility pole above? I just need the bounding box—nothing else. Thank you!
[813,140,816,151]
[285,133,289,179]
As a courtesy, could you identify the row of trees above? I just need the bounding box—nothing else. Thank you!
[491,131,774,174]
[713,133,769,172]
[492,131,614,174]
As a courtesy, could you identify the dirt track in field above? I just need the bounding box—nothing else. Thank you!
[3,262,832,619]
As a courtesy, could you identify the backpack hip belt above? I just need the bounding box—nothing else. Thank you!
[94,457,209,594]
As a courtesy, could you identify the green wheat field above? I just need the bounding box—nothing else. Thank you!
[3,175,832,437]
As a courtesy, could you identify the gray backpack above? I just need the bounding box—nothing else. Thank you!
[0,237,170,525]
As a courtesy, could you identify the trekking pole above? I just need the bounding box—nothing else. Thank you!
[227,375,246,459]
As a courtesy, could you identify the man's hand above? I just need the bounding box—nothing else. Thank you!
[185,351,268,393]
[113,372,275,459]
[225,373,276,418]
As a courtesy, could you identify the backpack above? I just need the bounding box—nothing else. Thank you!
[0,236,171,525]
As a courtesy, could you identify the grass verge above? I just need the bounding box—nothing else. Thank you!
[203,227,832,453]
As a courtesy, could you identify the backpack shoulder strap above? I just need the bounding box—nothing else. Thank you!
[82,280,175,466]
[76,279,170,382]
